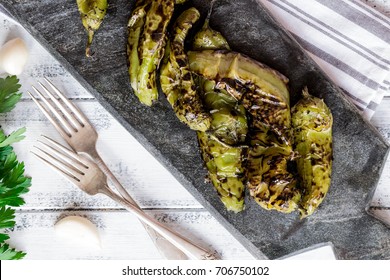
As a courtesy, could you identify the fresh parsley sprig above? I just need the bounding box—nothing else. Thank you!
[0,76,22,113]
[0,76,31,260]
[0,243,26,260]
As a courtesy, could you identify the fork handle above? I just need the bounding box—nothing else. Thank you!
[88,150,137,205]
[100,186,219,260]
[88,150,188,259]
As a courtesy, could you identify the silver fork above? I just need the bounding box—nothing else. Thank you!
[28,78,188,259]
[31,136,217,260]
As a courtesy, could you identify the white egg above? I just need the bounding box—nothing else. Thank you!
[0,38,29,75]
[54,216,101,249]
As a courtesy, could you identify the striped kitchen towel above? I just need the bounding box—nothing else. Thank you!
[259,0,390,119]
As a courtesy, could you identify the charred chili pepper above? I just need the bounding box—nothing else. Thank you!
[77,0,108,57]
[190,20,247,212]
[192,1,230,52]
[198,79,248,213]
[127,0,150,101]
[128,0,175,106]
[203,83,247,145]
[197,131,247,212]
[189,50,301,213]
[188,50,291,143]
[245,130,300,213]
[160,8,211,131]
[197,89,248,212]
[292,88,333,218]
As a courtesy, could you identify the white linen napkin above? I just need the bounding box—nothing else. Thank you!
[258,0,390,119]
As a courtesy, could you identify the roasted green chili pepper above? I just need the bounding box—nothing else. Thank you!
[246,132,300,213]
[222,79,300,213]
[192,2,230,52]
[160,8,211,131]
[197,83,248,212]
[201,80,247,145]
[127,0,150,98]
[197,131,247,212]
[292,88,333,218]
[188,50,289,102]
[189,50,300,213]
[127,1,148,94]
[128,0,175,106]
[191,23,247,212]
[77,0,108,57]
[188,50,291,144]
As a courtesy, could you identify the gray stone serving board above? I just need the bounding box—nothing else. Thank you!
[2,0,389,260]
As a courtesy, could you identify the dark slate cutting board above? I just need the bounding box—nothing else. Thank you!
[2,0,389,259]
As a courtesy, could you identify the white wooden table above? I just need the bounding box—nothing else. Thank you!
[0,0,389,260]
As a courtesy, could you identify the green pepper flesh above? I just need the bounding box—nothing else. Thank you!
[77,0,108,57]
[292,88,333,218]
[160,8,211,131]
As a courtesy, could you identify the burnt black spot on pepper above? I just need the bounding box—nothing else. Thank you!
[182,72,191,81]
[220,178,227,183]
[176,58,186,67]
[151,32,163,42]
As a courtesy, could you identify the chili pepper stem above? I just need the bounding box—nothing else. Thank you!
[86,30,94,57]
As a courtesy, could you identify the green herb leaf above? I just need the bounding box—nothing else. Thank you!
[0,76,22,113]
[0,76,30,259]
[0,206,15,229]
[0,233,9,243]
[0,128,26,147]
[0,243,26,260]
[0,154,30,207]
[0,207,15,243]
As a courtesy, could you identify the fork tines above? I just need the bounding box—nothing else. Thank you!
[28,78,87,138]
[31,136,89,184]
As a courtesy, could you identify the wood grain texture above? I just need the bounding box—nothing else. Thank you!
[3,0,389,260]
[0,0,389,260]
[370,99,390,212]
[6,210,254,260]
[1,101,201,210]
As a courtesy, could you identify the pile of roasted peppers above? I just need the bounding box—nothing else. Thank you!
[77,0,333,218]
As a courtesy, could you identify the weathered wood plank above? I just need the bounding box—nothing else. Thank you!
[1,0,389,260]
[368,208,390,228]
[7,210,255,260]
[372,97,390,141]
[8,210,338,260]
[370,155,390,206]
[369,97,390,223]
[0,101,203,209]
[0,11,93,99]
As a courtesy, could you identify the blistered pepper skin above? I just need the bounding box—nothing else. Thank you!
[188,50,291,145]
[197,131,247,213]
[189,50,300,213]
[127,0,150,98]
[127,0,175,106]
[246,134,300,213]
[203,87,248,145]
[292,88,333,218]
[190,15,247,212]
[77,0,108,57]
[192,19,230,51]
[197,81,248,213]
[160,8,211,131]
